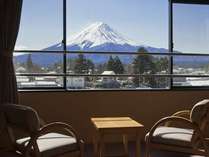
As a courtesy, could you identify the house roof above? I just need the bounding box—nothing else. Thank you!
[102,71,115,75]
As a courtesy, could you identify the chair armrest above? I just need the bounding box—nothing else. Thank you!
[165,110,190,126]
[171,110,190,117]
[148,116,198,138]
[39,122,79,138]
[146,116,208,154]
[24,122,83,156]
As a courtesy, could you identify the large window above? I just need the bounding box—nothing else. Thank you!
[172,1,209,87]
[14,0,209,90]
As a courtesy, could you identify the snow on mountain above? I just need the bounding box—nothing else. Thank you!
[45,22,144,52]
[67,22,137,48]
[45,22,168,53]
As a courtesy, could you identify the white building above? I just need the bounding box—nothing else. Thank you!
[101,71,115,82]
[67,77,85,89]
[19,81,60,88]
[186,77,209,86]
[17,76,29,82]
[16,66,26,73]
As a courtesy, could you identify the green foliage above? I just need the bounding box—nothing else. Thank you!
[86,59,95,73]
[19,50,169,89]
[114,56,124,74]
[107,56,115,72]
[107,55,124,74]
[155,57,169,73]
[132,47,157,87]
[74,54,94,74]
[154,57,170,88]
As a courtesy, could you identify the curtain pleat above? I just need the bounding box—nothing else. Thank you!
[0,0,23,105]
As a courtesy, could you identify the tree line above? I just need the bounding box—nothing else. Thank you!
[20,47,169,88]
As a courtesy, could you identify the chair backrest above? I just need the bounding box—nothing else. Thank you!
[190,99,209,137]
[1,104,40,134]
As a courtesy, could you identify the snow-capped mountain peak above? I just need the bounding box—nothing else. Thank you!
[44,22,167,53]
[67,22,136,48]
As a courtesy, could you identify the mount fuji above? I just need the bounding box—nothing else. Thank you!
[15,22,168,66]
[45,22,166,53]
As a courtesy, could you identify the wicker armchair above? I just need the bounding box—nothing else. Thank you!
[1,104,84,157]
[145,99,209,157]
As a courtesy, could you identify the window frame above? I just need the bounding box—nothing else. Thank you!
[14,0,209,91]
[169,0,209,90]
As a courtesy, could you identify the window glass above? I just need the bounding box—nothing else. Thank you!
[66,76,170,90]
[14,52,63,74]
[67,0,168,52]
[17,76,63,88]
[173,3,209,53]
[173,3,209,87]
[14,52,64,88]
[173,77,209,87]
[66,0,169,90]
[14,1,209,90]
[15,0,63,50]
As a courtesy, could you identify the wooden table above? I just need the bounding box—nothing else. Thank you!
[91,117,144,157]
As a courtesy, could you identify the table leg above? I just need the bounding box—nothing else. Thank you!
[136,133,141,157]
[99,134,105,157]
[123,135,129,157]
[93,135,98,157]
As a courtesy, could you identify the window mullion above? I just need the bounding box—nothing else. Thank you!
[169,0,174,90]
[63,0,67,90]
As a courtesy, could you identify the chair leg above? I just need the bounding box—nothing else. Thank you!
[145,146,150,157]
[145,140,151,157]
[79,140,85,157]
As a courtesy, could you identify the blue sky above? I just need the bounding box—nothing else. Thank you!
[16,0,209,53]
[173,3,209,53]
[67,0,168,48]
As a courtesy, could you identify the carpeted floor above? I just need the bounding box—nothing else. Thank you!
[0,142,204,157]
[84,142,205,157]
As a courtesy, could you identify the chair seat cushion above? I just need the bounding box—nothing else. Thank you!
[146,126,194,147]
[16,133,79,157]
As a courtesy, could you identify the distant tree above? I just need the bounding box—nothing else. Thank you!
[114,56,124,74]
[132,47,157,87]
[26,54,33,72]
[154,57,170,88]
[74,54,94,74]
[156,57,169,73]
[66,58,76,72]
[86,59,95,74]
[26,54,35,81]
[107,56,115,72]
[106,56,124,74]
[74,54,87,74]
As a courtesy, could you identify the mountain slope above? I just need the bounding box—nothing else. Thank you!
[68,22,136,48]
[45,22,166,53]
[15,22,207,67]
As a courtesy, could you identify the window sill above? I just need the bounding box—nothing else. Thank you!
[18,87,209,92]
